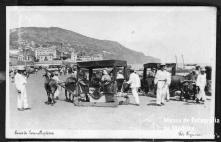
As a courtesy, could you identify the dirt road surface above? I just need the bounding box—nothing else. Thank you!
[7,70,215,138]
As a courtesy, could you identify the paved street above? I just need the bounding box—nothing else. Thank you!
[7,70,214,137]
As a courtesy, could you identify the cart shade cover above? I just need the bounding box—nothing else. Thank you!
[77,60,127,69]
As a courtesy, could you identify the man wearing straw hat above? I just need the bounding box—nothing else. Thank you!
[154,62,168,106]
[196,67,207,103]
[14,66,30,111]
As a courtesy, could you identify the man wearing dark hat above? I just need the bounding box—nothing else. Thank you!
[14,66,30,111]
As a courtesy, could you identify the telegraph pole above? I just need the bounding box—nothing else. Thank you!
[175,55,178,69]
[181,54,185,69]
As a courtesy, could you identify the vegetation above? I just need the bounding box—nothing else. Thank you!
[10,27,160,64]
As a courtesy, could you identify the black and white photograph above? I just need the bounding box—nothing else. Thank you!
[6,6,216,139]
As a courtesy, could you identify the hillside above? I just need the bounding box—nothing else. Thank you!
[10,27,160,64]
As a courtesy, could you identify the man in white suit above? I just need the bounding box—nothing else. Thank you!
[127,69,141,106]
[14,66,30,111]
[196,67,207,103]
[154,63,168,106]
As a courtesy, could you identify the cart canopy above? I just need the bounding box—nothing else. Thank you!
[143,63,176,69]
[143,63,161,69]
[77,60,127,69]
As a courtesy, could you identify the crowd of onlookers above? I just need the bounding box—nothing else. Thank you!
[9,62,210,111]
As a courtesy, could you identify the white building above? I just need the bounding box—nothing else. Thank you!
[71,51,77,62]
[35,47,59,62]
[77,56,92,62]
[91,54,103,61]
[17,54,33,62]
[38,54,54,62]
[9,49,20,55]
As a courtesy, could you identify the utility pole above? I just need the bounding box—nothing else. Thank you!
[60,43,62,60]
[23,47,27,67]
[181,54,185,69]
[175,55,178,69]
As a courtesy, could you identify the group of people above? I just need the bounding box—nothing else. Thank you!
[12,62,208,111]
[154,63,207,105]
[126,62,208,106]
[125,63,172,106]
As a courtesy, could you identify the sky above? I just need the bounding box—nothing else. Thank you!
[7,6,216,64]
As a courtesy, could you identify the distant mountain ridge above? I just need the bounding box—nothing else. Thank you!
[10,27,160,64]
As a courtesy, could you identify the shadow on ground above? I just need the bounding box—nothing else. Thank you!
[147,103,161,106]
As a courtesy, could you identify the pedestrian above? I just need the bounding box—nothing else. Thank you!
[59,68,62,76]
[127,69,141,106]
[14,66,30,111]
[195,66,200,76]
[66,67,69,75]
[52,71,61,100]
[154,63,168,106]
[196,67,207,103]
[10,69,15,83]
[70,66,77,78]
[116,70,125,92]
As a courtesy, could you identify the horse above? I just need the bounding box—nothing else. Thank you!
[43,71,58,105]
[64,76,78,102]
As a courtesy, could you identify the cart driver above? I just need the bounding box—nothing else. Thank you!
[116,70,124,80]
[101,70,112,92]
[101,70,111,82]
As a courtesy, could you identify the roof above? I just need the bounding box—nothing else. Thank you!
[185,64,197,66]
[143,63,161,68]
[77,60,127,68]
[166,63,176,67]
[143,63,176,68]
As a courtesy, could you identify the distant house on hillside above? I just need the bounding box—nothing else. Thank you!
[9,49,20,55]
[38,54,54,62]
[76,54,103,62]
[35,46,61,62]
[77,55,92,62]
[91,54,103,61]
[17,51,34,62]
[71,51,77,62]
[9,55,18,66]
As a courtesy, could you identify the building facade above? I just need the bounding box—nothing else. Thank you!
[35,47,60,62]
[17,54,34,62]
[91,54,103,61]
[9,55,18,66]
[71,51,77,62]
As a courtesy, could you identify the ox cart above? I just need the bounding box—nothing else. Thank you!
[73,60,128,107]
[141,62,177,96]
[141,62,205,101]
